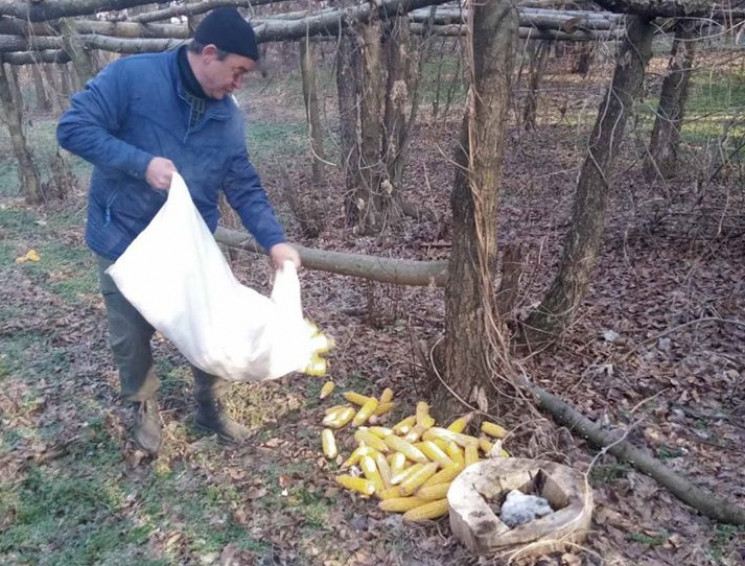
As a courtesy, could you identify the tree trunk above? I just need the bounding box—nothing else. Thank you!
[382,13,417,191]
[523,16,654,347]
[31,62,51,112]
[522,39,549,131]
[438,0,518,417]
[336,31,360,225]
[60,18,97,86]
[0,62,42,204]
[299,39,326,186]
[643,19,696,180]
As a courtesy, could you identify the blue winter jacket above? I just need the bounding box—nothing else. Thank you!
[57,47,286,261]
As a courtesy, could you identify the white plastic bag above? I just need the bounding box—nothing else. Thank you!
[106,172,316,382]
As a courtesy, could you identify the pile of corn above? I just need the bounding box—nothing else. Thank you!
[301,322,335,377]
[318,384,509,523]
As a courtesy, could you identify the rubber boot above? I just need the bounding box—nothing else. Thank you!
[194,399,252,443]
[133,399,162,455]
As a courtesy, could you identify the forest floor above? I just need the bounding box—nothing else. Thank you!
[1,49,744,566]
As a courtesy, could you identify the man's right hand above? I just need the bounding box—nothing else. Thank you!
[145,157,177,190]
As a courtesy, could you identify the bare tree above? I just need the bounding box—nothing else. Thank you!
[643,19,697,180]
[438,0,518,415]
[523,16,654,346]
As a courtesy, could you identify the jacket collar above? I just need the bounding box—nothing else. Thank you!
[170,47,232,121]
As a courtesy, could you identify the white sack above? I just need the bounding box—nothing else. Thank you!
[106,172,315,382]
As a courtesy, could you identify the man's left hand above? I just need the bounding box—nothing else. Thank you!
[269,243,301,270]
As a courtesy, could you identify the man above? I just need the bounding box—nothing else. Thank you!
[57,8,300,456]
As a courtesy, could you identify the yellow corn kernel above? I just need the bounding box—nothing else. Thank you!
[423,427,479,448]
[444,441,465,467]
[374,451,392,489]
[416,482,451,501]
[403,424,428,444]
[360,455,385,493]
[341,445,376,469]
[403,499,449,522]
[391,462,425,486]
[415,402,435,428]
[399,462,439,496]
[379,387,394,404]
[343,391,374,406]
[418,440,456,468]
[465,444,480,467]
[500,448,510,458]
[478,435,494,454]
[391,415,417,435]
[352,398,379,427]
[378,485,403,500]
[446,413,473,433]
[322,406,356,428]
[354,429,389,453]
[379,497,429,513]
[321,429,338,459]
[372,401,395,416]
[319,381,335,399]
[481,421,508,439]
[336,474,375,496]
[421,464,463,488]
[368,426,393,439]
[384,435,429,464]
[389,452,407,477]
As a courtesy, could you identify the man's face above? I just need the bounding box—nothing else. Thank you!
[200,47,257,100]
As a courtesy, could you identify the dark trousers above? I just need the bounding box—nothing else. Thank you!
[96,256,229,404]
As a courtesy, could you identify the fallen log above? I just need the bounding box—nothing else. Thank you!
[214,226,448,287]
[522,375,745,525]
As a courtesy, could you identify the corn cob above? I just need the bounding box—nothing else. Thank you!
[481,421,508,439]
[390,463,425,486]
[384,435,428,463]
[478,435,494,454]
[336,474,375,496]
[415,402,435,428]
[341,445,377,469]
[423,427,479,448]
[417,440,456,468]
[372,401,395,417]
[343,391,374,406]
[319,381,335,399]
[303,355,327,377]
[465,444,480,467]
[403,424,428,444]
[352,398,379,427]
[378,485,403,500]
[379,497,429,513]
[374,451,392,489]
[354,429,389,453]
[445,413,473,433]
[403,499,449,522]
[321,429,338,459]
[444,441,465,467]
[379,388,394,404]
[309,333,335,355]
[324,404,350,415]
[360,455,385,493]
[420,464,462,489]
[391,415,417,435]
[322,406,356,428]
[399,462,439,496]
[389,452,407,477]
[367,426,393,439]
[415,482,451,501]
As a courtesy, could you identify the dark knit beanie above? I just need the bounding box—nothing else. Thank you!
[194,7,260,61]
